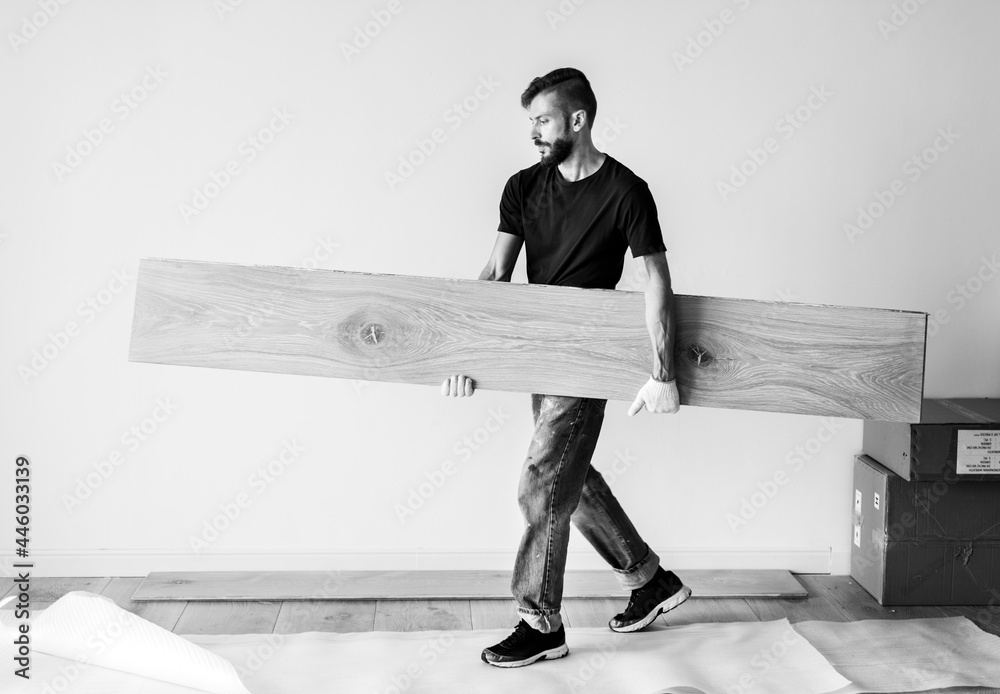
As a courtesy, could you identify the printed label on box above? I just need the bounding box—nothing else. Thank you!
[957,430,1000,474]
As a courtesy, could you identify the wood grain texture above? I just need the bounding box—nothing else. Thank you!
[132,569,806,601]
[469,600,520,630]
[272,600,376,633]
[659,598,760,626]
[4,576,112,606]
[372,600,472,631]
[811,575,946,621]
[172,600,281,634]
[747,575,854,623]
[129,258,926,421]
[562,598,623,628]
[99,577,186,631]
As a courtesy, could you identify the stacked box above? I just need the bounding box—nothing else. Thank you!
[851,454,1000,605]
[863,398,1000,481]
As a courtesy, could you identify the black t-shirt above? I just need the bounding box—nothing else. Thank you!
[497,155,666,289]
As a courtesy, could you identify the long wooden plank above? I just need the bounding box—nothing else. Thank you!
[131,569,806,601]
[128,258,925,421]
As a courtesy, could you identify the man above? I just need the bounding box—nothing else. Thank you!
[441,67,690,668]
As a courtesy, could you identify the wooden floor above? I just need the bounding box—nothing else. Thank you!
[3,575,998,637]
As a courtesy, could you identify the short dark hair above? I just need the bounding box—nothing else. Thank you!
[520,67,597,129]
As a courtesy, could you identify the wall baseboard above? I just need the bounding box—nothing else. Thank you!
[4,548,839,578]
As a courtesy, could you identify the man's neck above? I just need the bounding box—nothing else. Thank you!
[557,142,606,182]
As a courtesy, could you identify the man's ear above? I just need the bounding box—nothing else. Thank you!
[571,109,587,132]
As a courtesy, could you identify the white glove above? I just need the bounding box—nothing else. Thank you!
[441,374,475,397]
[628,377,680,416]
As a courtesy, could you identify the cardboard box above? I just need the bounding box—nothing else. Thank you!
[862,398,1000,481]
[850,454,1000,605]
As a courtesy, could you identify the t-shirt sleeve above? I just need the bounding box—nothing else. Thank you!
[497,173,524,237]
[619,182,666,257]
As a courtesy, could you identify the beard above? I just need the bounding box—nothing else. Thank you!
[535,135,574,168]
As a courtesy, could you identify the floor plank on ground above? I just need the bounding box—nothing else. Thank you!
[173,600,282,635]
[273,600,377,634]
[372,600,472,632]
[99,577,186,631]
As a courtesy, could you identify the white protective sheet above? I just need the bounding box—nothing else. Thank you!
[796,617,1000,694]
[2,591,999,694]
[1,592,249,693]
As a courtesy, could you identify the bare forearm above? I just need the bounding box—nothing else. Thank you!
[645,279,675,382]
[479,263,513,282]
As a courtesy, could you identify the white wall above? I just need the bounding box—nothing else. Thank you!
[1,0,997,578]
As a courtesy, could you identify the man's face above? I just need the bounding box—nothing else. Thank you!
[528,92,574,168]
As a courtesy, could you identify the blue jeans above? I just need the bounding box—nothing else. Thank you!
[511,394,660,633]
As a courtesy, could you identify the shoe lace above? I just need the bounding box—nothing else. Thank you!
[621,589,641,614]
[498,620,534,648]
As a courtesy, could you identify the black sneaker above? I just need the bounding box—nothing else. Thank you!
[609,567,691,633]
[481,619,569,668]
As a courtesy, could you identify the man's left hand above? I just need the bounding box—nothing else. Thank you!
[628,377,680,416]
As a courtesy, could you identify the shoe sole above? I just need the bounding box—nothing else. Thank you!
[482,643,569,668]
[609,585,692,633]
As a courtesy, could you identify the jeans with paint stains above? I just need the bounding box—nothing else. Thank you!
[511,393,660,633]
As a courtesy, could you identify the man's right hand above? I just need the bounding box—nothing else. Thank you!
[441,375,475,397]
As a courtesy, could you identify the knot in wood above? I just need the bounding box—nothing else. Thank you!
[688,344,713,367]
[361,322,386,346]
